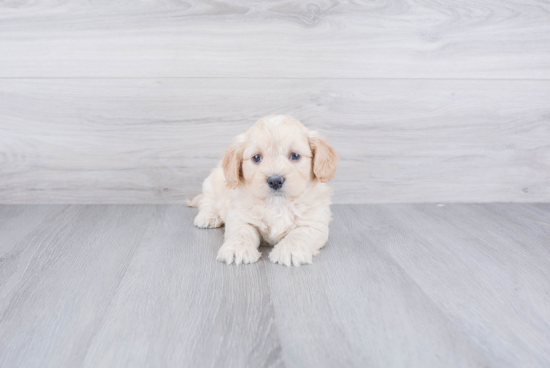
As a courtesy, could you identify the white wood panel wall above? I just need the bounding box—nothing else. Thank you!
[0,0,549,203]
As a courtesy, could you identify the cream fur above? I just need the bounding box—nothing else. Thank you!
[189,115,338,267]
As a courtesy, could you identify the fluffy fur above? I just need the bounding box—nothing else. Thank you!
[188,115,338,267]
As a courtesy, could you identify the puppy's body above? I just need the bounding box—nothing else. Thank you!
[189,115,338,267]
[194,165,332,244]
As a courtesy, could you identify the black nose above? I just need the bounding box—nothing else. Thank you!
[267,175,285,190]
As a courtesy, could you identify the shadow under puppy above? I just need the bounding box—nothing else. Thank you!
[188,115,338,266]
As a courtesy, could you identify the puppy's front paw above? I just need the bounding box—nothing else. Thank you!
[269,242,319,267]
[194,210,223,228]
[217,242,261,265]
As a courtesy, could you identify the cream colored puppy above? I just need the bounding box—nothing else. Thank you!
[187,115,338,267]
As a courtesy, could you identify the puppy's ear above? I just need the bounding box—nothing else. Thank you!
[222,135,245,189]
[309,133,339,183]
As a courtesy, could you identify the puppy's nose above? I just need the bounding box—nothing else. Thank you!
[267,175,285,190]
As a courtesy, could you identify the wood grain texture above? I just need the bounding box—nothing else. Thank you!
[0,0,549,78]
[0,205,156,368]
[81,205,283,368]
[265,205,495,368]
[372,204,550,367]
[1,78,549,204]
[0,205,283,368]
[1,204,550,367]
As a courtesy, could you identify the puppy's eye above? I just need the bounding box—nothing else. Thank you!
[252,154,262,163]
[289,152,301,161]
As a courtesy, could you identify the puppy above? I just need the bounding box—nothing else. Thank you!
[187,115,338,266]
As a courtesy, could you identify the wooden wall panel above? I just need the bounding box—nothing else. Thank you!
[1,78,548,203]
[0,0,549,78]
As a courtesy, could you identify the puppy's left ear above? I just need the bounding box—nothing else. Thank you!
[309,133,339,183]
[222,135,246,189]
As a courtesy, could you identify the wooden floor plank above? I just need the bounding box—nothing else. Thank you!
[0,0,549,78]
[81,205,283,368]
[1,78,549,204]
[376,203,550,367]
[264,205,495,368]
[1,204,549,367]
[0,205,155,368]
[0,205,68,254]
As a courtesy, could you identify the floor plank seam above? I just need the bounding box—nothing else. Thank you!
[78,205,162,365]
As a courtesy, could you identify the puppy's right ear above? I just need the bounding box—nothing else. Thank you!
[222,135,245,189]
[309,132,339,183]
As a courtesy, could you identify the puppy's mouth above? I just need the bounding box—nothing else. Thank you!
[266,184,287,198]
[265,188,288,203]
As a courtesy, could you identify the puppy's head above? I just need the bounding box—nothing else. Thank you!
[222,115,338,200]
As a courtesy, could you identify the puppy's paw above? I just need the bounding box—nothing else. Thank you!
[194,210,223,228]
[269,242,319,267]
[217,242,261,265]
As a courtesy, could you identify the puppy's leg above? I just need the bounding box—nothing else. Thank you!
[269,225,328,267]
[193,169,227,228]
[195,210,223,228]
[194,188,222,228]
[217,221,261,265]
[194,201,223,228]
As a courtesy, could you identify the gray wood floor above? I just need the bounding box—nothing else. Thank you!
[1,204,549,368]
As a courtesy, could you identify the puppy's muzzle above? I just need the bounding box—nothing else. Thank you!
[267,175,285,190]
